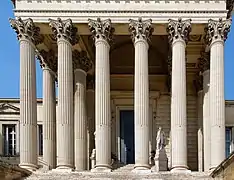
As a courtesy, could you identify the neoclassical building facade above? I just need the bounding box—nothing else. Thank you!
[2,0,234,174]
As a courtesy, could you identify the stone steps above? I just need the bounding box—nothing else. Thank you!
[25,170,214,180]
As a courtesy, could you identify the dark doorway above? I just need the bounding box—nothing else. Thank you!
[120,110,135,164]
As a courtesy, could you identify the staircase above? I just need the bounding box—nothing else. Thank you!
[114,164,134,172]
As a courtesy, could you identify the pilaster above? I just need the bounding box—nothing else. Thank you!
[9,17,43,171]
[88,18,114,172]
[129,17,153,172]
[167,18,191,172]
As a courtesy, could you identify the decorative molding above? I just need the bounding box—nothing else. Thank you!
[9,17,43,45]
[48,18,79,45]
[204,18,232,45]
[88,18,114,44]
[72,50,92,72]
[128,17,154,43]
[0,103,20,114]
[167,18,192,44]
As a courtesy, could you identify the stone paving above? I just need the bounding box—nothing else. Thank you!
[24,169,214,180]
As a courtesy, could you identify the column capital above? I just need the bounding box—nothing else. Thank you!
[167,18,192,44]
[88,18,114,44]
[87,74,95,90]
[197,50,210,73]
[128,17,154,43]
[49,18,79,45]
[37,49,57,74]
[9,17,43,45]
[204,18,231,45]
[72,50,93,72]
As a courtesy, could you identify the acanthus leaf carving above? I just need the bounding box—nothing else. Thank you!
[204,18,231,45]
[88,18,114,44]
[37,49,58,74]
[167,18,192,44]
[128,17,154,43]
[49,18,79,45]
[72,50,92,72]
[9,17,43,45]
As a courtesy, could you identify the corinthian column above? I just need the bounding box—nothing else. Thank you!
[38,50,57,169]
[128,17,153,171]
[73,50,92,171]
[9,17,43,171]
[88,18,114,172]
[198,51,210,172]
[49,18,79,170]
[167,18,191,172]
[205,18,231,170]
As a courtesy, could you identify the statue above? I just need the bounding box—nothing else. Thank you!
[156,126,165,150]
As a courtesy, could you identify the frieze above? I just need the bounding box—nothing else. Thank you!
[204,18,231,45]
[167,18,192,44]
[49,18,79,45]
[9,17,43,45]
[72,50,92,72]
[88,18,114,44]
[128,17,154,43]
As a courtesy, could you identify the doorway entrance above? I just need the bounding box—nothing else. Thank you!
[120,110,135,164]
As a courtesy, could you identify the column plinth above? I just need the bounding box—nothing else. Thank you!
[9,17,43,171]
[129,18,153,172]
[42,66,56,169]
[205,18,231,170]
[88,18,114,172]
[167,18,191,173]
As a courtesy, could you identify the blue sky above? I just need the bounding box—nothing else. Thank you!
[0,1,234,99]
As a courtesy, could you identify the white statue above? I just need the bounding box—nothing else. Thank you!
[156,127,165,150]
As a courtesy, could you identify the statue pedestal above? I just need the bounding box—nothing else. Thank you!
[154,149,168,172]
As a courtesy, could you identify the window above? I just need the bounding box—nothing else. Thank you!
[38,125,43,156]
[225,127,233,158]
[3,124,16,156]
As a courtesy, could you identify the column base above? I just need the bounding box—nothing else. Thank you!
[132,164,151,173]
[91,164,112,172]
[170,166,191,173]
[19,163,38,172]
[53,165,74,172]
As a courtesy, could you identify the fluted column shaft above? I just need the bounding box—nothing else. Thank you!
[171,39,188,171]
[19,38,38,171]
[95,39,112,170]
[43,67,56,169]
[74,69,87,170]
[210,40,225,169]
[134,38,150,169]
[203,70,210,171]
[197,90,203,172]
[57,39,74,169]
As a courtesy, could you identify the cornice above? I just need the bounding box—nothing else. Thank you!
[14,10,227,24]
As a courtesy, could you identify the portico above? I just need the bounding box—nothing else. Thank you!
[8,0,233,173]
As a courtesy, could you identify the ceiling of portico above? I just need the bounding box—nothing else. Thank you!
[36,22,204,76]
